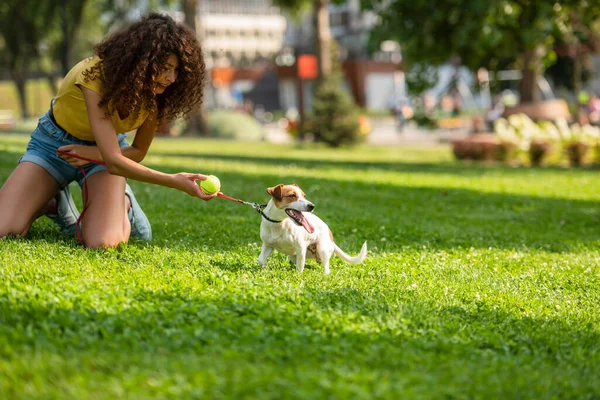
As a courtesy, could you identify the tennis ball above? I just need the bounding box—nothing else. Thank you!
[200,175,220,195]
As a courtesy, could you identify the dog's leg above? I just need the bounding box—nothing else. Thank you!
[258,244,273,268]
[318,247,334,275]
[288,255,296,266]
[294,246,307,272]
[321,260,331,275]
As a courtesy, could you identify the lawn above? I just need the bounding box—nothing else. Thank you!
[0,133,599,399]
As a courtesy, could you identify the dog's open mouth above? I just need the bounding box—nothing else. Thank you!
[285,209,314,233]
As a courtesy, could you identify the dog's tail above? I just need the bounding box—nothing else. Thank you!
[333,241,367,264]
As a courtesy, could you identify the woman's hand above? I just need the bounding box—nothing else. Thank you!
[57,144,102,167]
[171,173,218,201]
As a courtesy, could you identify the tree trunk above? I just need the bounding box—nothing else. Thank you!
[60,0,70,76]
[46,73,58,95]
[183,0,196,31]
[573,46,582,101]
[519,48,541,103]
[314,0,332,79]
[296,71,305,140]
[181,0,209,136]
[11,69,29,119]
[60,0,88,75]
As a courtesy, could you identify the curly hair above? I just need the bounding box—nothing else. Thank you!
[82,12,205,122]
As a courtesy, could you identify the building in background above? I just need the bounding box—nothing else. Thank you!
[276,0,402,113]
[195,0,286,109]
[198,0,286,69]
[195,0,402,113]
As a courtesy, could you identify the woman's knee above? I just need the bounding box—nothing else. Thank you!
[0,217,30,239]
[84,231,128,249]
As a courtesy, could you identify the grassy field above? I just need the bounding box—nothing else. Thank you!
[0,133,599,399]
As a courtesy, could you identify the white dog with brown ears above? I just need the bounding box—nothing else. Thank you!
[258,184,367,274]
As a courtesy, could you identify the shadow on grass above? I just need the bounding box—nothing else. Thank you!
[149,150,512,177]
[2,139,599,178]
[149,150,600,176]
[0,289,598,397]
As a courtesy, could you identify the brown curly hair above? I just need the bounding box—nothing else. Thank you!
[82,12,205,122]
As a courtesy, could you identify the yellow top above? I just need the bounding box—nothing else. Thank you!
[53,56,149,141]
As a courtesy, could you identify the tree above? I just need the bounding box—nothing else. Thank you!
[273,0,342,78]
[182,0,196,31]
[312,43,361,147]
[0,0,175,119]
[40,0,92,95]
[180,0,208,136]
[273,0,348,141]
[0,0,126,119]
[363,0,600,104]
[59,0,89,76]
[0,0,58,118]
[548,11,600,96]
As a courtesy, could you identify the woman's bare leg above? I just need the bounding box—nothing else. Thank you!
[79,171,131,249]
[0,162,59,238]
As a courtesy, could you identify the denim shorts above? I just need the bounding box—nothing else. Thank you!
[19,109,128,189]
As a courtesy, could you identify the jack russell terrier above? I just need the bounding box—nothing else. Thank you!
[258,184,367,274]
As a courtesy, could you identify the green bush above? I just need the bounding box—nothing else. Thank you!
[311,44,361,147]
[206,110,264,141]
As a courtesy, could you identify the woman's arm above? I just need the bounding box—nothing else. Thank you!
[74,87,214,200]
[57,116,156,165]
[128,114,158,162]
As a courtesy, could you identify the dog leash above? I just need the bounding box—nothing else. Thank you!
[216,192,282,223]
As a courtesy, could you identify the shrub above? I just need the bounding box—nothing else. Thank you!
[494,113,600,166]
[410,109,438,129]
[205,110,264,141]
[529,140,552,166]
[558,121,598,166]
[311,43,362,147]
[566,142,589,167]
[496,141,517,163]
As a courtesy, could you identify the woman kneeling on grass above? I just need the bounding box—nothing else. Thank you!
[0,12,216,248]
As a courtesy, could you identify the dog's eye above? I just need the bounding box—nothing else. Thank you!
[287,194,296,198]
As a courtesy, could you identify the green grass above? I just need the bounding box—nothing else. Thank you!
[1,133,599,399]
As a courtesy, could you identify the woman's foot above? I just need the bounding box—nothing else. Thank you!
[125,183,152,241]
[46,185,80,236]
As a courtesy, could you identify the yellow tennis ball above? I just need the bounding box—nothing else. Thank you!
[200,175,220,194]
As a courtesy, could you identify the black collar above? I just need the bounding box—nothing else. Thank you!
[260,211,283,223]
[255,204,283,223]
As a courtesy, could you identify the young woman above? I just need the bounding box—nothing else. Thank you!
[0,12,216,248]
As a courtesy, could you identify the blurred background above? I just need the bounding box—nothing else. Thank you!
[2,0,600,160]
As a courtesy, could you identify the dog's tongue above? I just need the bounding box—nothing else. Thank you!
[287,209,314,233]
[301,215,314,234]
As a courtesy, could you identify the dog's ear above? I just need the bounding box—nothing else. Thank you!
[267,184,284,201]
[292,183,306,198]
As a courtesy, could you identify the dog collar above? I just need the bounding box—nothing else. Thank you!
[260,211,283,223]
[254,203,283,223]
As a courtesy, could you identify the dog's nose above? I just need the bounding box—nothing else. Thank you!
[307,202,315,211]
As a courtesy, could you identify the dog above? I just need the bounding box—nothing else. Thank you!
[258,184,367,274]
